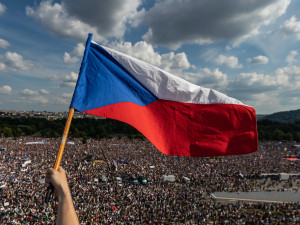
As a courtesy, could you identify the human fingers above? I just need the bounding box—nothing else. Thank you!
[46,168,55,177]
[45,176,51,184]
[45,168,54,186]
[57,167,65,173]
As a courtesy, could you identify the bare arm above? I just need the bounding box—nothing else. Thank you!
[45,167,80,225]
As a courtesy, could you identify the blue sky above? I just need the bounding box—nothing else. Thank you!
[0,0,300,114]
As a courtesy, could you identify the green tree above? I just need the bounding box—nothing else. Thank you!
[82,135,87,144]
[294,132,300,142]
[13,128,22,138]
[284,132,293,141]
[273,129,285,140]
[2,127,13,137]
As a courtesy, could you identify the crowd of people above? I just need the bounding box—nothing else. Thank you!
[0,136,299,224]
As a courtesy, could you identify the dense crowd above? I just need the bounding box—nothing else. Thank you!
[0,137,299,224]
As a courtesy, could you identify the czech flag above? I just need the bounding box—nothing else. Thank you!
[70,34,258,157]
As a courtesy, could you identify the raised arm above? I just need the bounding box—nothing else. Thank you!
[45,167,80,225]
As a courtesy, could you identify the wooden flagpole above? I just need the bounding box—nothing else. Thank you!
[45,108,74,203]
[54,108,74,170]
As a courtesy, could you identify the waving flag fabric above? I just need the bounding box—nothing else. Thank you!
[71,34,258,157]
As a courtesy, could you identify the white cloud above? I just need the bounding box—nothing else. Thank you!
[245,93,282,114]
[285,50,298,65]
[0,62,5,70]
[26,1,101,42]
[0,85,12,94]
[54,93,73,105]
[160,52,190,74]
[139,0,290,49]
[232,72,288,90]
[280,16,300,39]
[19,89,49,104]
[47,74,59,81]
[110,41,161,66]
[274,66,300,85]
[0,38,10,48]
[62,0,141,37]
[26,0,142,42]
[21,89,37,96]
[60,72,78,87]
[243,67,300,113]
[109,41,191,74]
[39,89,49,95]
[31,96,48,104]
[63,52,78,64]
[0,2,6,15]
[62,93,73,98]
[0,52,33,71]
[63,43,85,63]
[247,55,269,64]
[180,65,296,112]
[225,45,232,51]
[214,55,242,69]
[183,68,228,89]
[17,95,49,104]
[227,66,300,102]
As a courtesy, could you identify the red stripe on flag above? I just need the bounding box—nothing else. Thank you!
[84,99,258,157]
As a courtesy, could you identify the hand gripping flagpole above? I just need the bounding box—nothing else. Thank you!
[45,33,93,203]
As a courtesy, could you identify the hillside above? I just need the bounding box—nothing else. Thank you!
[263,109,300,123]
[256,114,268,121]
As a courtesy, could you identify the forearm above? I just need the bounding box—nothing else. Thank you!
[46,167,80,224]
[56,189,80,225]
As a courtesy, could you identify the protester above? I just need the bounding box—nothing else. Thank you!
[0,137,299,224]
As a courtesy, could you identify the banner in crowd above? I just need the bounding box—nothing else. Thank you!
[25,141,49,145]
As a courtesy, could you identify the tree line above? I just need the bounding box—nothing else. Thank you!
[0,117,144,143]
[1,117,300,142]
[257,119,300,142]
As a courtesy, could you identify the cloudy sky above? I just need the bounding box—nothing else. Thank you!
[0,0,300,114]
